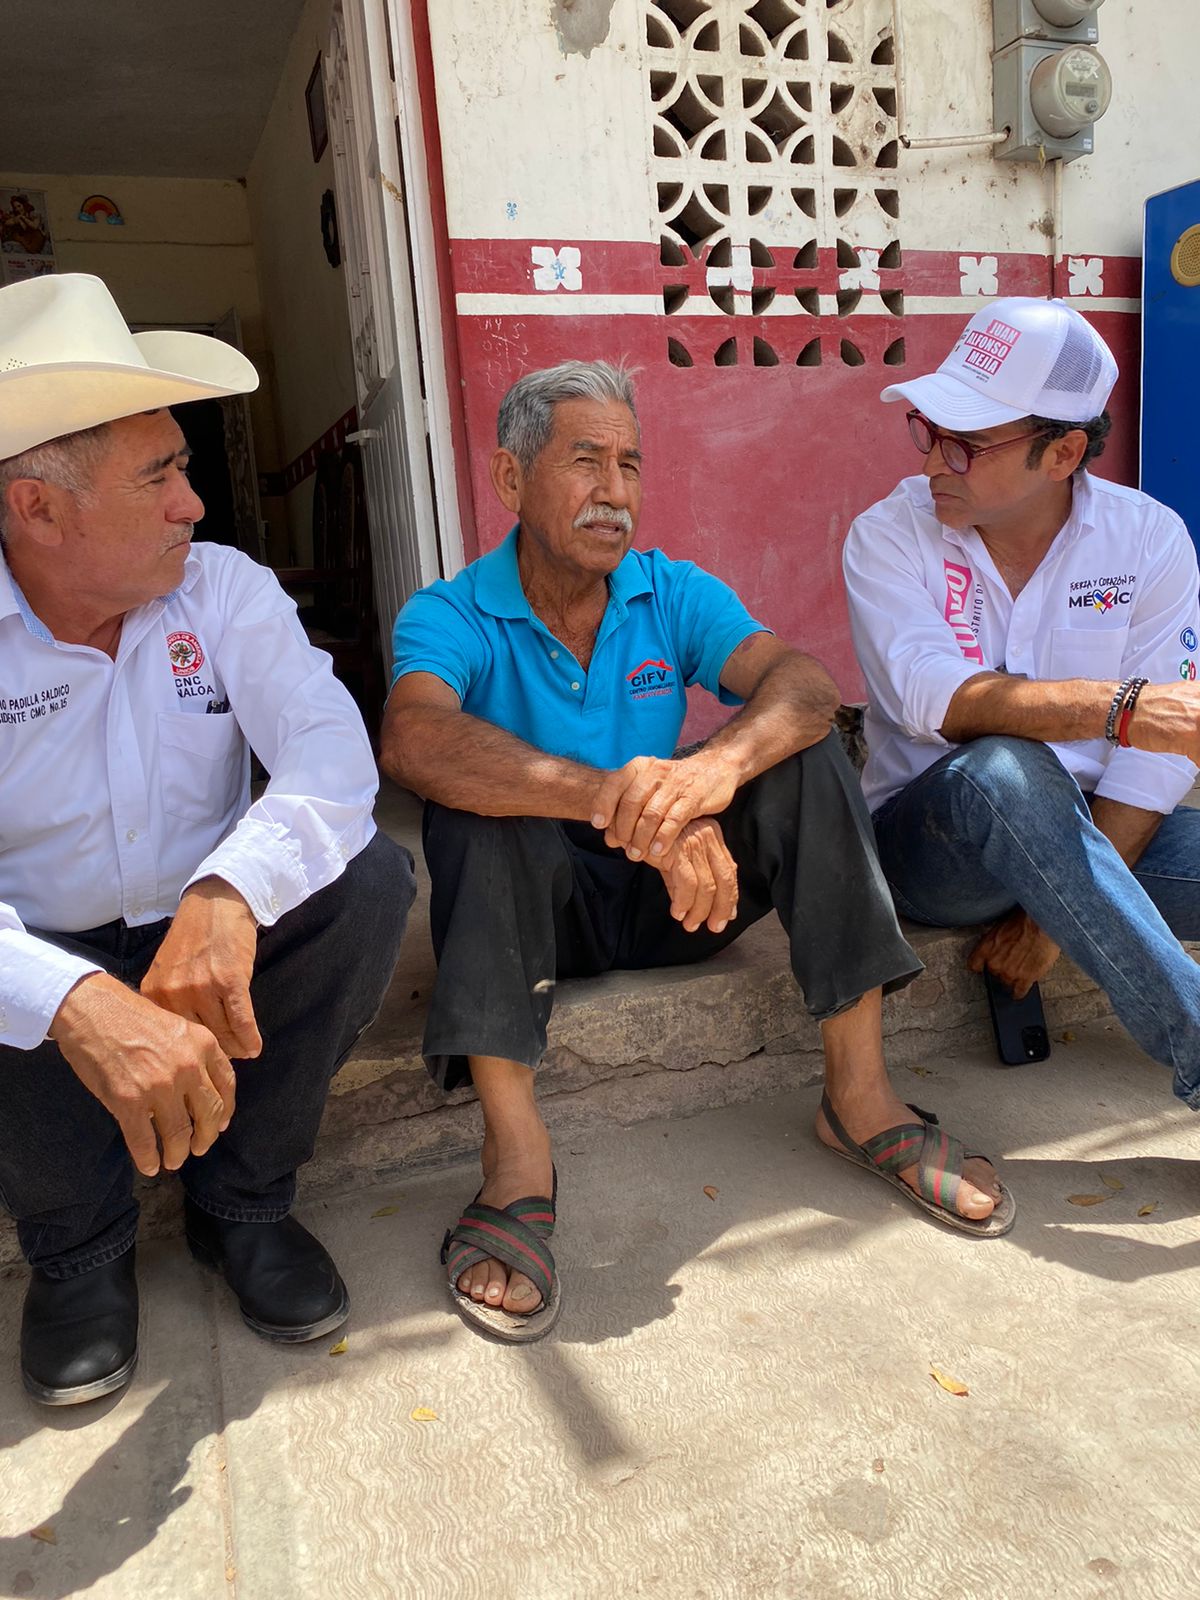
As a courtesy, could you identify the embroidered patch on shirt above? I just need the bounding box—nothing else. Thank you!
[1067,574,1135,612]
[167,631,205,675]
[626,657,677,701]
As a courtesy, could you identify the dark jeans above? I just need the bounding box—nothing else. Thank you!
[873,735,1200,1108]
[422,734,922,1091]
[0,833,415,1277]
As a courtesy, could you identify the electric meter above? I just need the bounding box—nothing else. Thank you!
[1029,44,1112,137]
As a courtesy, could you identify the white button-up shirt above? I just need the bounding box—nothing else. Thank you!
[0,542,379,1049]
[844,472,1200,813]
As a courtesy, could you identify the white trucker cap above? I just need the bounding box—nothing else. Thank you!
[880,297,1117,429]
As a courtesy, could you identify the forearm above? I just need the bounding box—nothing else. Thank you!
[940,672,1116,745]
[383,705,604,819]
[704,653,839,782]
[1088,795,1164,868]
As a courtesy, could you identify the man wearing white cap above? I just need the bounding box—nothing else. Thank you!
[0,273,413,1405]
[844,297,1200,1109]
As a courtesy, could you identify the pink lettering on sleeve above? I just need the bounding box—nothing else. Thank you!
[943,560,985,665]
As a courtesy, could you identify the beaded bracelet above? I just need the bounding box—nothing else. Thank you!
[1104,675,1138,745]
[1117,677,1149,748]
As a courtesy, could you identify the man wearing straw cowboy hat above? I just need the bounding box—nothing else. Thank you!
[0,273,413,1405]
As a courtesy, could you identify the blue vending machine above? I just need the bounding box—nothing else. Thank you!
[1142,178,1200,554]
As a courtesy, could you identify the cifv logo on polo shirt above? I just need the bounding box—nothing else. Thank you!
[1067,574,1135,611]
[626,657,676,701]
[167,631,205,675]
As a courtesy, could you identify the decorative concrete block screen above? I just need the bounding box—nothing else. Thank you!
[646,0,904,369]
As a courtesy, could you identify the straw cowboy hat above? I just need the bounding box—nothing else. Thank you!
[0,272,258,460]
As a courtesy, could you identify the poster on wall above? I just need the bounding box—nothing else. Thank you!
[1,188,56,284]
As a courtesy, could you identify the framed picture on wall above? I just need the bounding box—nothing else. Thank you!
[305,55,329,162]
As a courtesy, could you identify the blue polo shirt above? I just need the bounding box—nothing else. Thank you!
[391,528,767,767]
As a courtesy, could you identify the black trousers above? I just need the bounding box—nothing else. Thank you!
[0,833,415,1277]
[422,734,922,1091]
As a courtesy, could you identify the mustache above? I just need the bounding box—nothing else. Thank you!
[573,504,633,533]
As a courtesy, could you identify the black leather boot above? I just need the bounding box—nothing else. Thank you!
[21,1246,139,1406]
[184,1199,349,1342]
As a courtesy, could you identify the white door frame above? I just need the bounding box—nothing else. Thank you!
[385,0,464,579]
[326,0,463,609]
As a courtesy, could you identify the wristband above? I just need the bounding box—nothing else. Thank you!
[1104,676,1137,745]
[1116,677,1148,748]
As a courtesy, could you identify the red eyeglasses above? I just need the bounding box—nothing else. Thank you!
[906,410,1053,475]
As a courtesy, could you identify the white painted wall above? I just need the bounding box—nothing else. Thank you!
[427,0,1198,261]
[894,0,1198,257]
[428,0,655,242]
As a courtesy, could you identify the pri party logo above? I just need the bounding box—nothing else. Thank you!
[167,631,205,677]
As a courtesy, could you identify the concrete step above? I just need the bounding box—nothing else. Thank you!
[5,776,1179,1267]
[0,905,1134,1266]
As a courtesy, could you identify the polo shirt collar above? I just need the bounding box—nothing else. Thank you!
[474,524,653,619]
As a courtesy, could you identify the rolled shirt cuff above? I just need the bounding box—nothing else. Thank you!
[1093,748,1198,815]
[902,657,985,745]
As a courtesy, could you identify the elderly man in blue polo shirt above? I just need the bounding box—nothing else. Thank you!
[383,360,1015,1343]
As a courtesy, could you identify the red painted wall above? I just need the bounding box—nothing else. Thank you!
[449,238,1140,705]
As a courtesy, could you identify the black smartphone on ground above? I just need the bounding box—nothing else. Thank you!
[982,969,1052,1066]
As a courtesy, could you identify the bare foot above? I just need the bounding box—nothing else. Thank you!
[816,1086,1000,1220]
[456,1128,554,1315]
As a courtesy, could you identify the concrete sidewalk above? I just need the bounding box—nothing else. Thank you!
[3,1018,1199,1600]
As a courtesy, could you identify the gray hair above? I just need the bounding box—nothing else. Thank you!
[0,423,113,542]
[497,360,638,473]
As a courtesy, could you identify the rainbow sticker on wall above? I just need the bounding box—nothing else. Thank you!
[77,194,124,226]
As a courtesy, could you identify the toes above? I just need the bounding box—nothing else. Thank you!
[458,1259,504,1302]
[964,1156,1002,1203]
[898,1161,997,1220]
[482,1259,508,1305]
[456,1259,544,1315]
[502,1270,542,1316]
[957,1182,997,1220]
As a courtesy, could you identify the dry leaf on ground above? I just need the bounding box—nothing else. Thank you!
[702,1185,719,1201]
[929,1367,969,1397]
[1100,1174,1124,1192]
[30,1526,56,1545]
[1137,1202,1161,1217]
[371,1205,401,1218]
[329,1336,349,1356]
[1067,1193,1110,1206]
[411,1407,439,1422]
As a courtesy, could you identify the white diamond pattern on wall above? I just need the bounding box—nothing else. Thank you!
[647,0,904,368]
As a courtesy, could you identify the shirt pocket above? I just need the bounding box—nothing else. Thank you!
[1048,626,1128,681]
[156,710,244,823]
